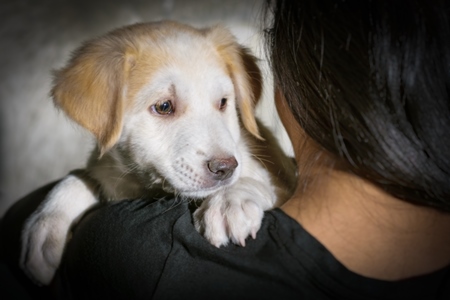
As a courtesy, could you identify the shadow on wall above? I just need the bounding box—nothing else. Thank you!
[0,0,292,216]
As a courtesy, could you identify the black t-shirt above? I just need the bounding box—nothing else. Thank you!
[50,197,450,300]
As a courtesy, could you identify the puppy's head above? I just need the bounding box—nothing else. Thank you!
[52,21,262,197]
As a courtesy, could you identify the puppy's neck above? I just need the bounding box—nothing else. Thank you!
[86,148,162,201]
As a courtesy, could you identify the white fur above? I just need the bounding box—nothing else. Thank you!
[20,22,277,285]
[20,172,98,285]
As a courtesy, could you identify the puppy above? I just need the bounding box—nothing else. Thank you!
[20,21,293,285]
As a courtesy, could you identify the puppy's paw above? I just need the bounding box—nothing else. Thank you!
[20,211,71,285]
[193,178,274,247]
[20,172,99,285]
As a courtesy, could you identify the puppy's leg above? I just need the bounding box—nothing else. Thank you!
[194,166,276,247]
[20,171,98,285]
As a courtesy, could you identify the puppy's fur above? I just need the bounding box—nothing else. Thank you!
[20,21,294,285]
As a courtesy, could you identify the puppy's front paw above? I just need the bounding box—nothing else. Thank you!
[20,172,98,285]
[20,211,71,285]
[193,178,274,247]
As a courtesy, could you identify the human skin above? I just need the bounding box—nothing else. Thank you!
[275,90,450,281]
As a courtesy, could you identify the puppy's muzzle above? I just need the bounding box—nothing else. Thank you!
[207,157,238,181]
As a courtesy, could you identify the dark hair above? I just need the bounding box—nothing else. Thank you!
[265,0,450,211]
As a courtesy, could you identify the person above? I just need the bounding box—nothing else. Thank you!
[1,0,449,299]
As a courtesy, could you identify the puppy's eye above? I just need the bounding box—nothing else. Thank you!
[219,98,227,110]
[152,100,174,115]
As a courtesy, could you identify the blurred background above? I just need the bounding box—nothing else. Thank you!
[0,0,292,216]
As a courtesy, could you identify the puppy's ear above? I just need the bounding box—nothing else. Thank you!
[207,26,263,139]
[51,34,135,155]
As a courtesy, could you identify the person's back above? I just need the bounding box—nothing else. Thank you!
[2,184,448,299]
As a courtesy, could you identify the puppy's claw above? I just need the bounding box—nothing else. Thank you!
[239,237,246,247]
[251,229,257,240]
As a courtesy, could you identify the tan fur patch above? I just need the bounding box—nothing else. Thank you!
[205,26,263,139]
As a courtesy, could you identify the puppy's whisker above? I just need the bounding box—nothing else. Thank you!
[250,154,274,167]
[160,190,188,214]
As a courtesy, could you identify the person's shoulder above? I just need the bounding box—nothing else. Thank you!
[58,197,190,296]
[264,208,303,237]
[75,196,190,239]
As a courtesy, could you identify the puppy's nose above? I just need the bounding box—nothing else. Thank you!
[207,157,238,181]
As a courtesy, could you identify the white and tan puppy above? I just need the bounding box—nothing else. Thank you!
[20,21,286,285]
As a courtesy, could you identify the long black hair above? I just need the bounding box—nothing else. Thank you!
[265,0,450,211]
